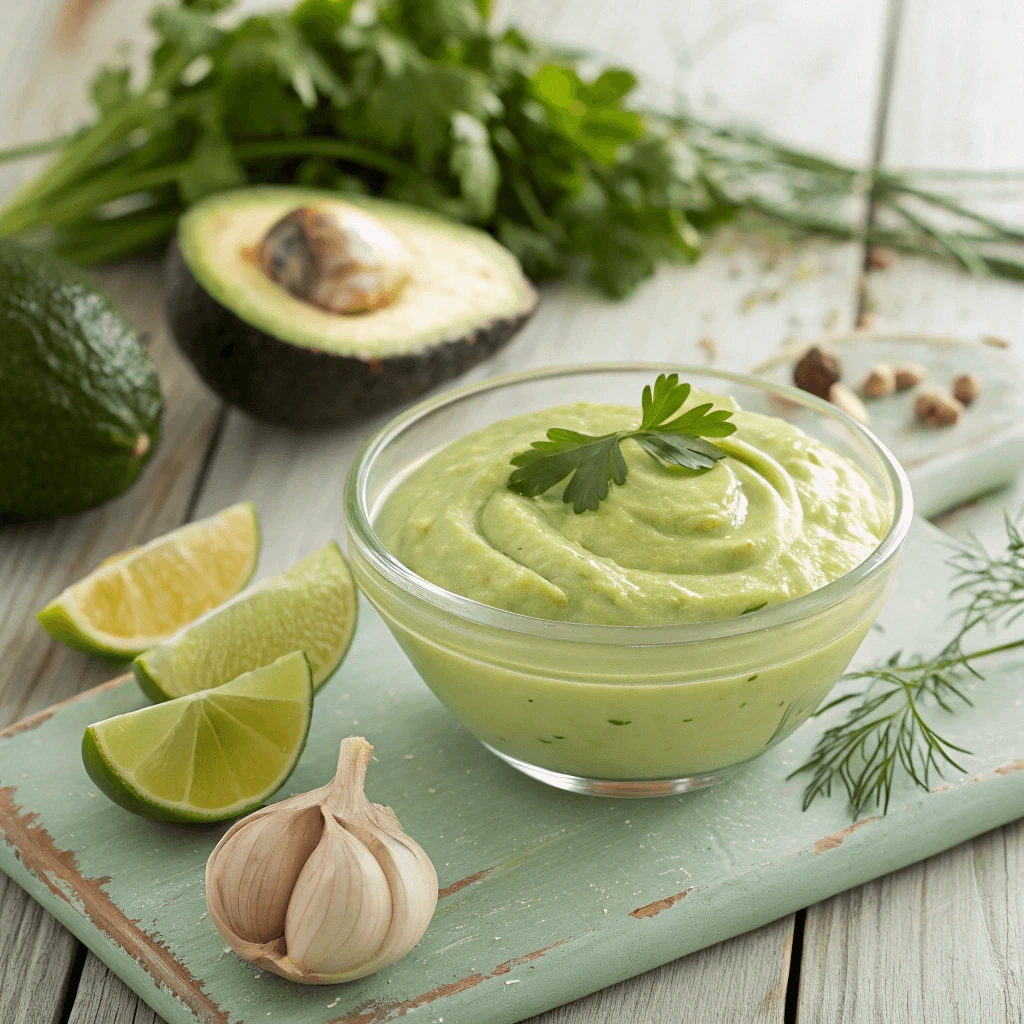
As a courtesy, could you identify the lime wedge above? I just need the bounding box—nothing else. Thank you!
[38,502,260,658]
[134,542,357,703]
[82,651,313,822]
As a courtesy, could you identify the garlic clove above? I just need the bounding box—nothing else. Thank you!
[208,801,324,945]
[345,808,438,969]
[284,808,393,977]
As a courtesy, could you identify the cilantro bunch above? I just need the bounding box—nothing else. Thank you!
[2,0,1024,296]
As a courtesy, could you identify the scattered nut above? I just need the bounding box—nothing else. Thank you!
[698,335,719,364]
[828,382,868,424]
[893,361,926,391]
[951,372,980,405]
[982,334,1010,349]
[859,363,896,398]
[866,246,896,271]
[915,389,963,427]
[793,346,842,400]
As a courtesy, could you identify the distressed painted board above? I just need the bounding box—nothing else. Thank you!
[2,518,1024,1024]
[795,0,1024,1017]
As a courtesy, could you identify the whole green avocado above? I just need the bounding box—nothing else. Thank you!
[0,240,162,519]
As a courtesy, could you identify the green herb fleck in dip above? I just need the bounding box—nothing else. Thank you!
[377,387,889,625]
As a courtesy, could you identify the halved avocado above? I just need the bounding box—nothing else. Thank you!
[163,187,537,428]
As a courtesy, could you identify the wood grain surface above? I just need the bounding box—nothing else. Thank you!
[794,0,1024,1018]
[531,917,794,1024]
[0,0,1021,1021]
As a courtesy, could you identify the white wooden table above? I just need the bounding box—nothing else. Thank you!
[2,1,1023,1021]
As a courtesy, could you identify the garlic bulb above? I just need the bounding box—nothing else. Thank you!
[205,737,437,984]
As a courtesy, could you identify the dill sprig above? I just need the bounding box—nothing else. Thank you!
[791,513,1024,816]
[948,511,1024,634]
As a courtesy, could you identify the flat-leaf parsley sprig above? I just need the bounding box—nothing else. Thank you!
[791,512,1024,817]
[507,374,736,513]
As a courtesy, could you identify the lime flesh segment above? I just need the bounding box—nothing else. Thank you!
[134,542,357,702]
[38,502,260,658]
[83,651,313,822]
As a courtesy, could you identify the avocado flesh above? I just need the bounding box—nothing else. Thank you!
[165,187,537,428]
[0,240,162,519]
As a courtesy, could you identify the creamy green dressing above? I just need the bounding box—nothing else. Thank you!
[378,391,889,625]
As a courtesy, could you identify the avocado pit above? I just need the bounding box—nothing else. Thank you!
[256,205,411,314]
[163,187,537,427]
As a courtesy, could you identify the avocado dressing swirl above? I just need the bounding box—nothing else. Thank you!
[378,392,889,626]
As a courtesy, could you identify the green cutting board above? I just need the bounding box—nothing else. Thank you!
[1,518,1023,1024]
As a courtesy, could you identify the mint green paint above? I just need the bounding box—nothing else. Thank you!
[1,520,1023,1024]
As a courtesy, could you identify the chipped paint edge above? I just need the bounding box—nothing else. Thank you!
[0,786,231,1024]
[332,941,570,1024]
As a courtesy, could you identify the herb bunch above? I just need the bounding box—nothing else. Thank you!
[3,0,1024,296]
[507,373,735,513]
[792,513,1024,817]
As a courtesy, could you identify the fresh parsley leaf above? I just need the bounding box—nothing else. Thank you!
[150,3,224,58]
[177,130,245,204]
[631,431,726,472]
[507,373,735,513]
[88,65,133,117]
[11,0,1024,292]
[561,433,626,513]
[449,112,500,222]
[640,373,689,429]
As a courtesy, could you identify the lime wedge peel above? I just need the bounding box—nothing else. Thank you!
[82,651,313,823]
[38,502,260,658]
[133,541,357,703]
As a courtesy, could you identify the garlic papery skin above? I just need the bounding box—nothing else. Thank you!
[205,737,438,984]
[209,800,324,944]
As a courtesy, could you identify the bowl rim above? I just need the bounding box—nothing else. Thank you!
[345,362,913,646]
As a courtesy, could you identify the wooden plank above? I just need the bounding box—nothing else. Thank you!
[799,818,1024,1021]
[67,953,158,1024]
[528,917,793,1024]
[0,869,78,1024]
[798,1,1024,1019]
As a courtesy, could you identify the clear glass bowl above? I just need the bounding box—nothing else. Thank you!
[345,364,913,797]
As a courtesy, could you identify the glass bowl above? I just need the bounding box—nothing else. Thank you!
[345,364,912,797]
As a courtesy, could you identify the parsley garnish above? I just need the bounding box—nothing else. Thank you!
[507,374,736,513]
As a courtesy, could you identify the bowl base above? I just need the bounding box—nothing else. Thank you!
[482,743,727,798]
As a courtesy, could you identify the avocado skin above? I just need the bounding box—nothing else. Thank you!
[163,237,536,429]
[0,241,162,519]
